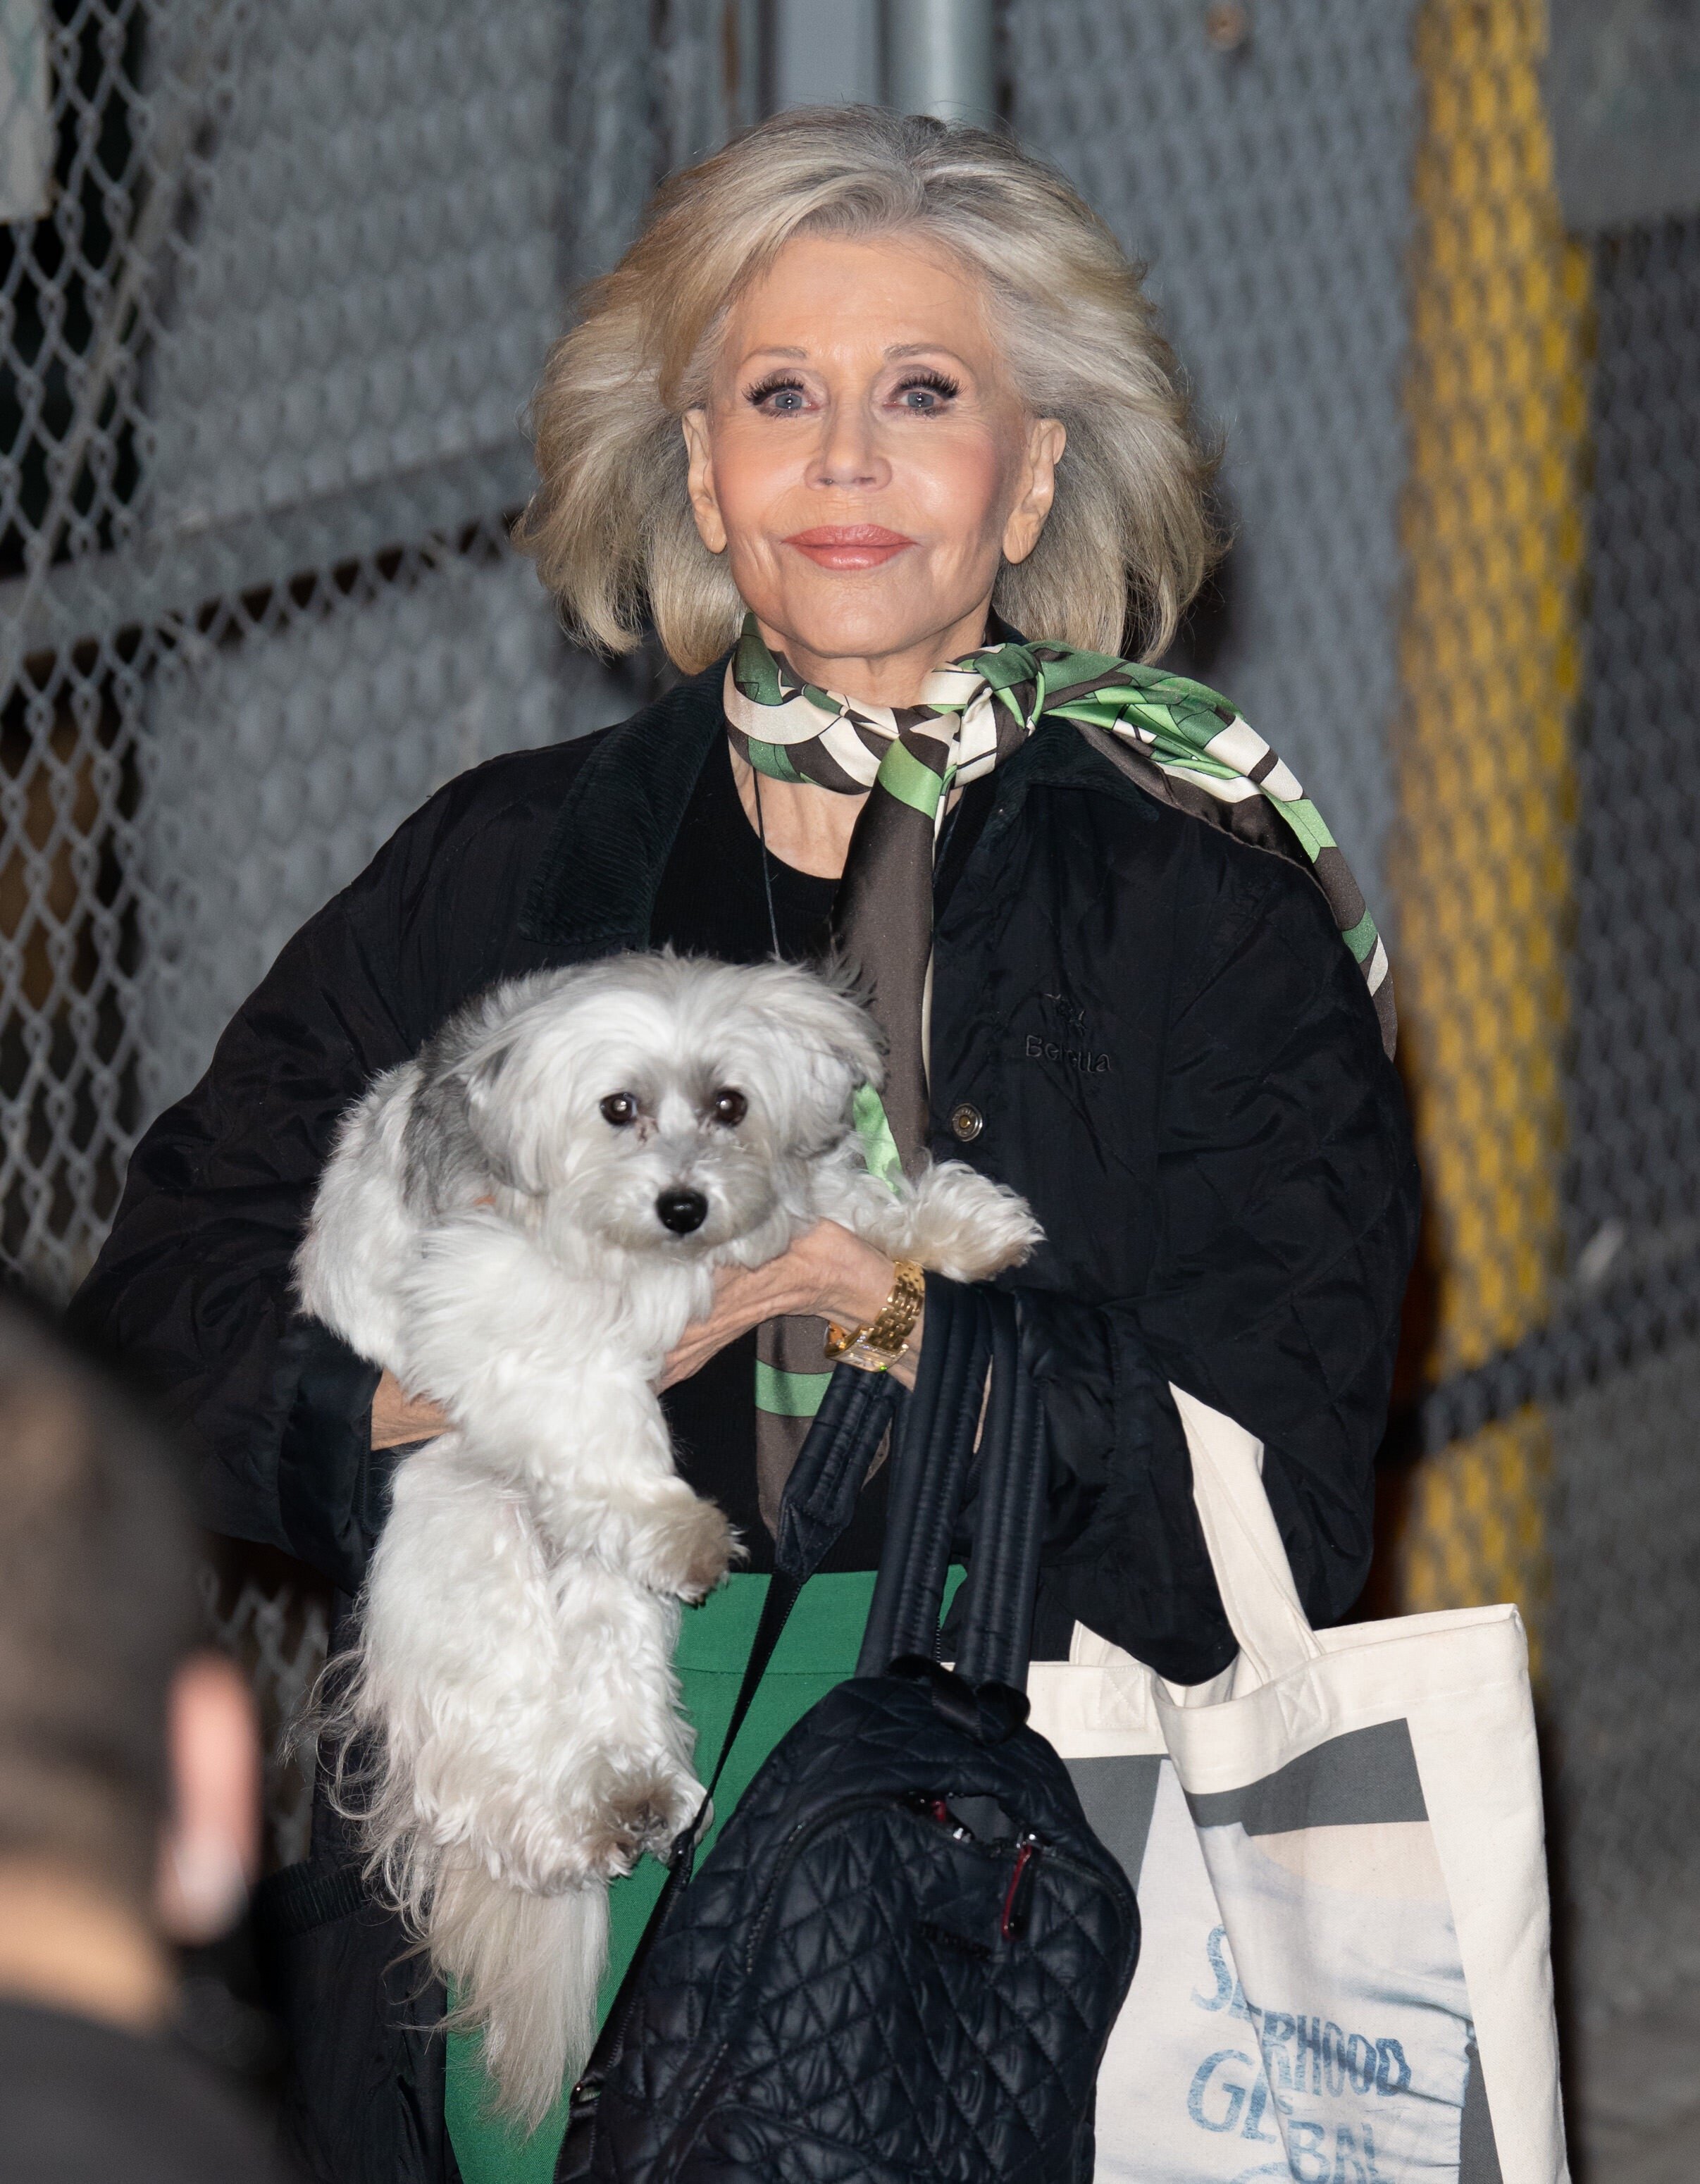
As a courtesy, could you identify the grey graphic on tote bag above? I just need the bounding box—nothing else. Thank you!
[1072,1722,1499,2184]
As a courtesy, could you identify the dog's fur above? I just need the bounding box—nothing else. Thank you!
[295,953,1041,2121]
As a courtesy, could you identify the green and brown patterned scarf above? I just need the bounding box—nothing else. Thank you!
[724,612,1394,1514]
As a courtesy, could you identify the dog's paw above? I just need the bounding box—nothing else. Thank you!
[576,1761,702,1878]
[628,1493,742,1602]
[884,1160,1045,1282]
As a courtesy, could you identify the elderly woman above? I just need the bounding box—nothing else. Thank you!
[76,108,1417,2184]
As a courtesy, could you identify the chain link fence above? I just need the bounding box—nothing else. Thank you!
[0,0,762,1861]
[6,0,1699,2146]
[1010,0,1700,2156]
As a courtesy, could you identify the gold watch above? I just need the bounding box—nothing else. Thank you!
[823,1259,926,1373]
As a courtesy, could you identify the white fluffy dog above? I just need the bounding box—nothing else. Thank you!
[295,952,1040,2121]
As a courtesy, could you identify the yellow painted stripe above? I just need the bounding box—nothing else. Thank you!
[1391,0,1589,1658]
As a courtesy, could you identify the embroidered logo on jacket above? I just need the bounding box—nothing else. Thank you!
[1023,991,1110,1075]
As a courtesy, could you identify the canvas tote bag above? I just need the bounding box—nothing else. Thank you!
[1025,1386,1568,2184]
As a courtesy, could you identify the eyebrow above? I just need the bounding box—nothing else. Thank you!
[738,342,970,364]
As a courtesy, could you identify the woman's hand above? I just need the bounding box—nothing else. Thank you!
[368,1224,922,1444]
[660,1221,924,1391]
[371,1369,449,1450]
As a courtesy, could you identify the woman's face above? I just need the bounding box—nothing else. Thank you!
[683,232,1064,685]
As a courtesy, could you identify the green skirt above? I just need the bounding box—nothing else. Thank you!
[445,1570,886,2184]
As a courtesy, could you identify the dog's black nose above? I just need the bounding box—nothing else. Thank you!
[656,1187,709,1236]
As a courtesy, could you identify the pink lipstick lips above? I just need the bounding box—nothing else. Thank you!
[783,524,915,570]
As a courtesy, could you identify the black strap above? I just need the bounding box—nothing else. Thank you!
[953,1290,1048,1689]
[772,1360,902,1578]
[690,1361,902,1840]
[558,1363,898,2173]
[857,1282,1048,1692]
[855,1274,988,1676]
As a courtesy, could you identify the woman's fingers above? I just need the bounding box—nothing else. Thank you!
[657,1227,914,1389]
[657,1262,780,1389]
[371,1367,449,1448]
[787,1220,898,1327]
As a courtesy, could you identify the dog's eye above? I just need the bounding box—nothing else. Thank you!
[710,1086,748,1127]
[599,1092,640,1128]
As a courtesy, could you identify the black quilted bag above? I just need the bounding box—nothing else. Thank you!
[559,1278,1141,2184]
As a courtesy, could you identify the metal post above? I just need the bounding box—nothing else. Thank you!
[881,0,995,125]
[767,0,881,112]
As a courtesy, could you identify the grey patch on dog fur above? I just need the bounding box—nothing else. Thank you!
[403,990,530,1208]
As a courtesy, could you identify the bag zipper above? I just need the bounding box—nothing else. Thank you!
[1000,1834,1043,1940]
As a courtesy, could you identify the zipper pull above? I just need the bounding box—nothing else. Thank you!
[1000,1835,1043,1940]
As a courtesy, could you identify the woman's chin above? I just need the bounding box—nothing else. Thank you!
[746,584,982,678]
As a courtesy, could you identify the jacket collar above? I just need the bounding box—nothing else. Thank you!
[519,659,727,955]
[993,712,1158,805]
[519,654,1157,957]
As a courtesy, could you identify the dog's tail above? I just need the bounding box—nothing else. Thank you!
[433,1859,609,2128]
[308,1650,609,2127]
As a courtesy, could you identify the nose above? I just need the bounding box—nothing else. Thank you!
[655,1187,709,1236]
[808,404,889,492]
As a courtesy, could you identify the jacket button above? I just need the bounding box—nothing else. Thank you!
[949,1102,984,1143]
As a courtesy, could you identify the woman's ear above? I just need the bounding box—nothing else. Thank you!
[682,411,728,555]
[1003,417,1067,567]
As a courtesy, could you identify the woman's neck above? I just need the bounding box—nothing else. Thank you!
[735,603,989,878]
[728,743,962,883]
[729,746,862,880]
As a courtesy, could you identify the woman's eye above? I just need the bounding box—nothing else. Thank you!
[710,1087,748,1127]
[747,378,809,415]
[893,372,959,414]
[599,1093,639,1128]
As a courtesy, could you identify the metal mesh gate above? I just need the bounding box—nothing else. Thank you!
[1544,207,1700,2037]
[1,0,646,1301]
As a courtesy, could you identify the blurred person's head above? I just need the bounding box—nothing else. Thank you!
[0,1291,259,2033]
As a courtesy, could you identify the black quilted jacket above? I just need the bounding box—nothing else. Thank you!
[76,655,1418,1681]
[73,657,1417,2184]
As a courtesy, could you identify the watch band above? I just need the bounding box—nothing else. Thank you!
[824,1258,926,1372]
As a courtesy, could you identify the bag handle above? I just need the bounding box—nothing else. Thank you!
[953,1289,1048,1689]
[1168,1383,1322,1687]
[856,1278,1048,1693]
[676,1359,901,1844]
[856,1273,987,1676]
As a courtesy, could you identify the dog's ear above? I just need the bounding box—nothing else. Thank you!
[760,968,885,1115]
[456,1041,537,1193]
[404,1039,531,1207]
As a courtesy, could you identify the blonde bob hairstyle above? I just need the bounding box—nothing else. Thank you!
[515,106,1217,671]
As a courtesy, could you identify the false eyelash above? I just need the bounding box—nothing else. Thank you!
[744,373,808,406]
[893,368,960,402]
